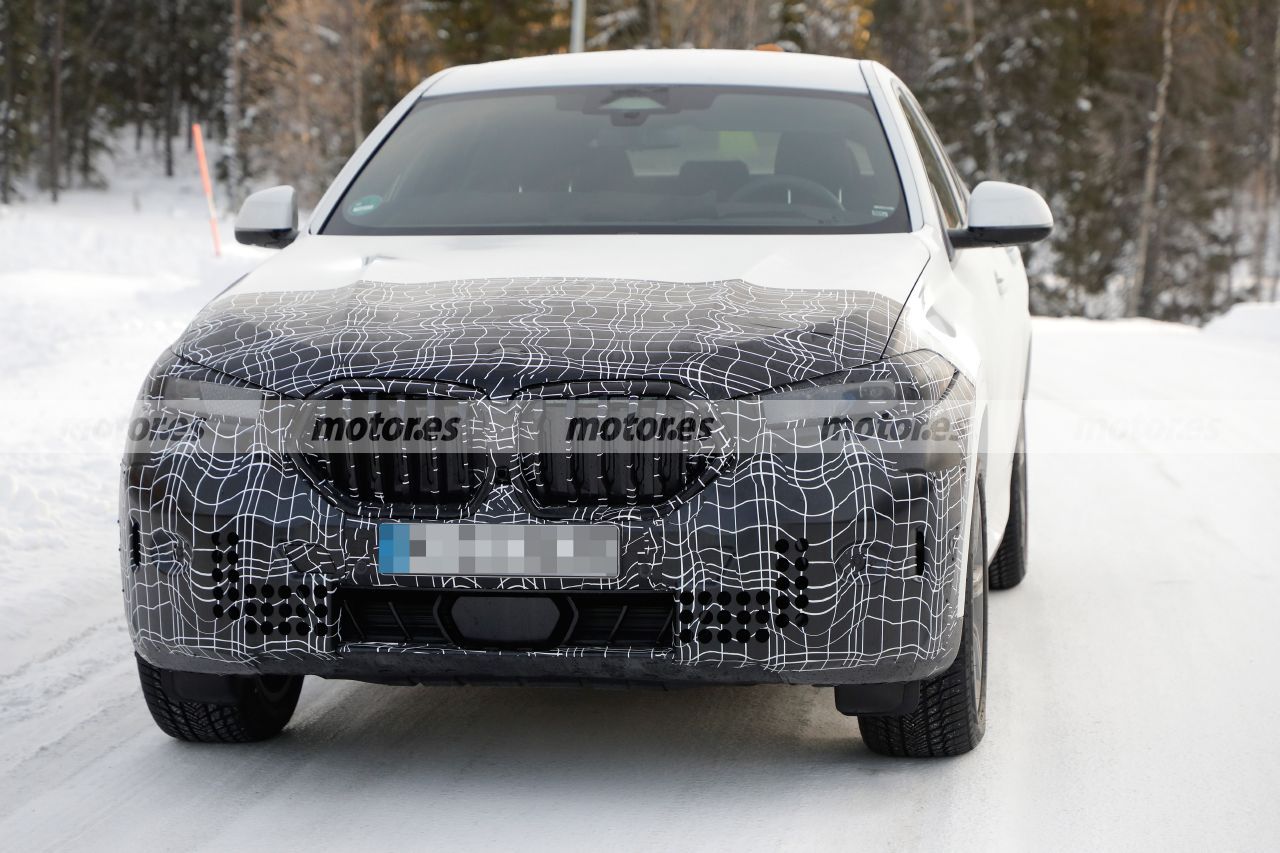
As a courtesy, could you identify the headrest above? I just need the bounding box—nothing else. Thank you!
[774,132,858,188]
[678,160,750,196]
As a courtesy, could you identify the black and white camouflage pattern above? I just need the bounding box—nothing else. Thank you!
[122,277,974,683]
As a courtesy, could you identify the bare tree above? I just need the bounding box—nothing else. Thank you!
[1128,0,1178,317]
[962,0,1001,180]
[48,0,65,201]
[1,1,15,203]
[225,0,243,208]
[1257,8,1280,302]
[347,0,373,148]
[132,0,144,151]
[163,0,179,178]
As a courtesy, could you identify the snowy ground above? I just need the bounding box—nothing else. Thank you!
[1,151,1278,851]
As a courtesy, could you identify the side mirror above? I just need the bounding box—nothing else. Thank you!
[949,181,1053,249]
[234,185,298,248]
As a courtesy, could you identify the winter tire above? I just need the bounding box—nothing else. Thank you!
[857,493,988,757]
[136,655,303,743]
[989,421,1027,590]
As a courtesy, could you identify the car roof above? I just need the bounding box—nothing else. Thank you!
[425,49,875,97]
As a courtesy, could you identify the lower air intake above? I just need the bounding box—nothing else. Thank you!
[337,588,675,651]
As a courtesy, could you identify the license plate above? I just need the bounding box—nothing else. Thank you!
[378,523,619,578]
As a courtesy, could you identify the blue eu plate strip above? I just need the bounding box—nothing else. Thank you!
[379,523,410,573]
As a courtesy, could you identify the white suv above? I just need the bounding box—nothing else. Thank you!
[124,49,1049,757]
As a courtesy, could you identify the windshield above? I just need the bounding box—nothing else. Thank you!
[322,86,908,235]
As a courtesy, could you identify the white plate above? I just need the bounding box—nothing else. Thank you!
[378,523,619,578]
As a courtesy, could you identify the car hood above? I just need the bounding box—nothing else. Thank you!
[175,233,930,398]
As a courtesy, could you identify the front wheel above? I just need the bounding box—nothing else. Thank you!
[136,655,303,743]
[989,421,1027,590]
[857,494,988,757]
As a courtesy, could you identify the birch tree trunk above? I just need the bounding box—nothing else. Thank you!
[645,0,661,47]
[744,0,758,48]
[1127,0,1177,317]
[962,0,1001,180]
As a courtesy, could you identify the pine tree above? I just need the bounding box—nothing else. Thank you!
[0,0,40,203]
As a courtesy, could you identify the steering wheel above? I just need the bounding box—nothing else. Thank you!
[727,175,844,210]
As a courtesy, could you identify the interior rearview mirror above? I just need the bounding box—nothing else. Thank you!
[234,185,299,248]
[949,181,1053,249]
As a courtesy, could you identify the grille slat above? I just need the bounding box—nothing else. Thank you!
[389,396,410,496]
[298,391,486,511]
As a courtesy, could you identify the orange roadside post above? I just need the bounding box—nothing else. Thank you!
[192,122,222,257]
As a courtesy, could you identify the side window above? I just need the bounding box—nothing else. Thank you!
[896,91,965,229]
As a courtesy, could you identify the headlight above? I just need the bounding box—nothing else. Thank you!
[125,360,280,460]
[760,379,899,428]
[757,350,956,429]
[752,351,966,471]
[160,377,271,402]
[157,375,274,421]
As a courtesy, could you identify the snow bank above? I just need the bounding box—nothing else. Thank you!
[1203,300,1280,345]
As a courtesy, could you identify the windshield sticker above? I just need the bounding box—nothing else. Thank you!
[348,194,382,216]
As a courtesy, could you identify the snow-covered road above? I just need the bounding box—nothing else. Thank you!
[2,161,1278,851]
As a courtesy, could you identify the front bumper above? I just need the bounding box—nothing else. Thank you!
[122,370,975,688]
